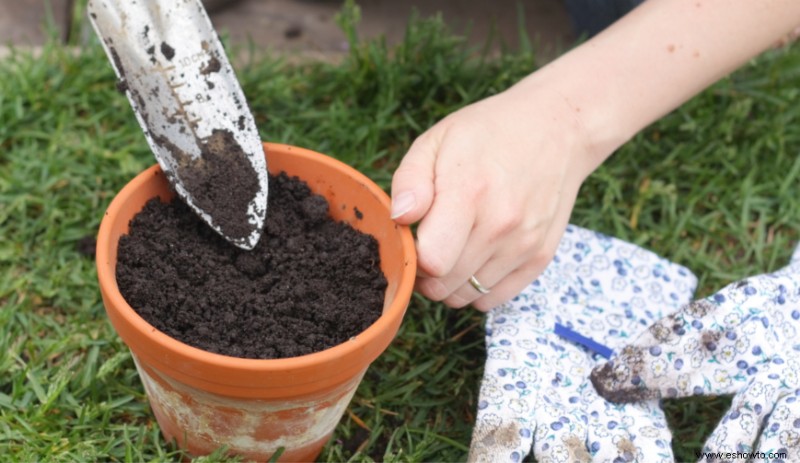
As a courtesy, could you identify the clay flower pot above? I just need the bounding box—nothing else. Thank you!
[96,143,416,462]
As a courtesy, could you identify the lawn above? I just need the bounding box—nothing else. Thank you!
[2,2,800,462]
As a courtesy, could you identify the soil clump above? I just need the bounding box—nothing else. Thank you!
[116,172,387,359]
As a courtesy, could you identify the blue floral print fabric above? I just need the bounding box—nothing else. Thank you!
[469,225,698,462]
[591,244,800,461]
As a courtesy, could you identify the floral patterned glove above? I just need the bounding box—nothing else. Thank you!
[591,245,800,461]
[469,225,698,462]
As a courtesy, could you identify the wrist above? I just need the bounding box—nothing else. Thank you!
[508,53,635,180]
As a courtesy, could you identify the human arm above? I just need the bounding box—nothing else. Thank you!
[390,0,800,310]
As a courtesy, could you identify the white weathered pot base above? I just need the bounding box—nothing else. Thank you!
[133,355,364,461]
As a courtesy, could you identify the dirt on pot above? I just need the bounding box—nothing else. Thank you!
[115,171,388,359]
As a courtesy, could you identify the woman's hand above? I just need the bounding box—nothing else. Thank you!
[390,0,800,311]
[390,81,601,311]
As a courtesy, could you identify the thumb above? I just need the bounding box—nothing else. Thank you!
[390,133,437,224]
[591,271,797,404]
[590,297,759,404]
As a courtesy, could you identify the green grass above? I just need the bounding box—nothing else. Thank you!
[2,2,800,462]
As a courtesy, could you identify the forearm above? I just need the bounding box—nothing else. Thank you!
[511,0,800,176]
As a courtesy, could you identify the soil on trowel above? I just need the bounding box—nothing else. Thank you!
[116,172,387,359]
[152,129,261,242]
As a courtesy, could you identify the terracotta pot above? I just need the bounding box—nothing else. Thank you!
[96,143,416,462]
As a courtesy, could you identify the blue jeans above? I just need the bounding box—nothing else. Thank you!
[563,0,646,37]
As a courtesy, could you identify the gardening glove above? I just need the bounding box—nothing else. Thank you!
[469,225,699,462]
[590,243,800,461]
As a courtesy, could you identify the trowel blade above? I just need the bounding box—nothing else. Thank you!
[88,0,268,250]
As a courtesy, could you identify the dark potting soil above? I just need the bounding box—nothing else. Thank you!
[116,172,388,359]
[151,129,261,243]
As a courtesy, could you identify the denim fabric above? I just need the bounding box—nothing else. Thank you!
[563,0,646,37]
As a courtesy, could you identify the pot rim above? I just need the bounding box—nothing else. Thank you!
[96,142,416,375]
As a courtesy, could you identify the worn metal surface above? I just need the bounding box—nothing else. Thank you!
[87,0,268,250]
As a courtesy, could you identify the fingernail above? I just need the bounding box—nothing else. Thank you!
[390,192,416,219]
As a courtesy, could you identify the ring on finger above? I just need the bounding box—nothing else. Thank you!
[468,275,491,295]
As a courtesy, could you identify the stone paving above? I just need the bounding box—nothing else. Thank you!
[1,0,574,61]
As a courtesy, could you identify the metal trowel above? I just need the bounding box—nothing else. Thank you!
[88,0,268,250]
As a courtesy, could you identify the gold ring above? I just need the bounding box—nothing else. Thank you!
[469,275,491,295]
